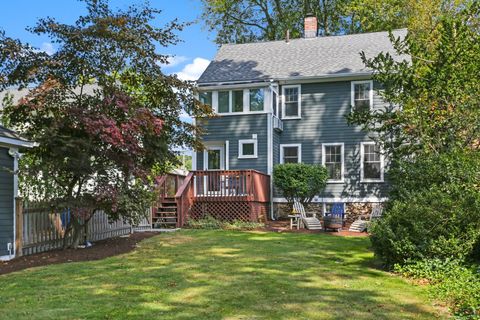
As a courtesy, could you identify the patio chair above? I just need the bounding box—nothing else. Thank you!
[292,200,322,230]
[370,204,383,221]
[323,203,344,232]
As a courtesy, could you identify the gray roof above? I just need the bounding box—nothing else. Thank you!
[0,125,27,141]
[198,29,408,84]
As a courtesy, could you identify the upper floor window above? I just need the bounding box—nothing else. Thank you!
[238,139,258,159]
[322,143,344,182]
[218,91,230,113]
[280,144,301,163]
[361,142,384,182]
[282,85,301,119]
[351,80,373,112]
[249,88,264,112]
[208,88,267,114]
[199,92,212,107]
[232,90,244,112]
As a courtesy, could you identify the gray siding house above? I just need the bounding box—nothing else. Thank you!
[194,20,406,218]
[0,126,33,261]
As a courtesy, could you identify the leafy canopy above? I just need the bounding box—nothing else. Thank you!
[273,163,328,204]
[0,0,211,245]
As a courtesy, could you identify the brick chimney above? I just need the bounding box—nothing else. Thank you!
[304,13,318,38]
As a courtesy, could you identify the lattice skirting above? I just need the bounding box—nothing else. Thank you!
[189,201,268,223]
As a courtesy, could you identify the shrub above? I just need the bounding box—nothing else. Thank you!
[273,163,328,204]
[186,216,263,230]
[395,259,480,319]
[370,186,480,267]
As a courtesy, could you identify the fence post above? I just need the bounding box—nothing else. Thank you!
[15,197,23,257]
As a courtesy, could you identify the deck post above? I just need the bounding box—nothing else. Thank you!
[15,197,23,257]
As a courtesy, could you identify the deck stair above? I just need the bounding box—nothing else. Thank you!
[152,197,178,228]
[348,220,368,232]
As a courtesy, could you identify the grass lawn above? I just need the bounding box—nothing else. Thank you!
[0,230,444,319]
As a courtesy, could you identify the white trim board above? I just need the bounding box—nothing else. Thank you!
[0,137,35,148]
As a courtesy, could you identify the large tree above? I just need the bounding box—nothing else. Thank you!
[200,0,412,44]
[0,0,211,247]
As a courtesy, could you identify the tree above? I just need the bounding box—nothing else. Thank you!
[0,0,211,247]
[200,0,412,44]
[273,163,328,205]
[347,1,480,265]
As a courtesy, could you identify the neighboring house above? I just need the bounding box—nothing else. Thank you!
[194,16,406,219]
[0,126,34,261]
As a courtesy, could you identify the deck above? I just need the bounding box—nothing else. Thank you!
[153,170,270,228]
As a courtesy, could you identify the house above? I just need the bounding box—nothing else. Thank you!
[0,125,34,261]
[190,16,407,221]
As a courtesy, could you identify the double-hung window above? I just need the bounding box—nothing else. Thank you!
[322,143,344,182]
[238,139,258,159]
[199,91,212,107]
[218,91,230,113]
[351,80,373,112]
[249,88,264,112]
[361,142,383,182]
[282,85,301,119]
[280,144,301,163]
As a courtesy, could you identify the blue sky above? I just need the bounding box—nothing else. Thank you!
[0,0,217,80]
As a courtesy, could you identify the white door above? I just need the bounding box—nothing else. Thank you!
[204,146,225,195]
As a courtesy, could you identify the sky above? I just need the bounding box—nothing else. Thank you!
[0,0,218,80]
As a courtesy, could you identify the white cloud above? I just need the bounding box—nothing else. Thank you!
[162,55,189,68]
[176,57,210,81]
[40,42,55,55]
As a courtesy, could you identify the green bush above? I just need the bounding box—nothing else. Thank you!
[395,259,480,319]
[370,186,480,267]
[273,163,328,204]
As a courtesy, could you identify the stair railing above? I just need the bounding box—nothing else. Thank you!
[175,172,195,227]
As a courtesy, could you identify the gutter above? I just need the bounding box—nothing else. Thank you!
[197,71,374,89]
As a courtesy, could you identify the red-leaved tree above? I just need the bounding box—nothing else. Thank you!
[0,0,211,247]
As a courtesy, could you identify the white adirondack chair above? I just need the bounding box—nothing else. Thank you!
[370,204,383,221]
[293,200,322,230]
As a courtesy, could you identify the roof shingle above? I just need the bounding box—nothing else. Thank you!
[198,29,407,84]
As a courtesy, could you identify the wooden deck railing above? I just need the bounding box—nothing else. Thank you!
[173,170,270,226]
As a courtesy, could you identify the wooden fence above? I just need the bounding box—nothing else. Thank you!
[18,201,151,256]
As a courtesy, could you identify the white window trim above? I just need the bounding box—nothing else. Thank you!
[203,145,225,170]
[281,85,301,120]
[280,143,302,164]
[351,80,373,111]
[322,143,345,183]
[213,88,268,115]
[238,139,258,159]
[360,141,384,183]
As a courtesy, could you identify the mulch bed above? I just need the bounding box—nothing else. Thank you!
[263,220,369,237]
[0,232,157,276]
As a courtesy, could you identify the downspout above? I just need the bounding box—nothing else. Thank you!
[267,82,276,220]
[9,148,19,260]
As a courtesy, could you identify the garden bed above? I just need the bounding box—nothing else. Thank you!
[0,232,157,275]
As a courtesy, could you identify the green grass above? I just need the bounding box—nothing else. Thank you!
[0,230,445,319]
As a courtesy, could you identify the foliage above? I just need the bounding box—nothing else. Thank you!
[370,180,480,266]
[0,231,443,319]
[395,259,480,319]
[199,0,461,44]
[0,0,211,247]
[347,1,480,160]
[186,216,263,230]
[273,163,328,204]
